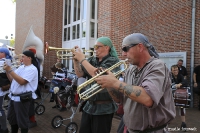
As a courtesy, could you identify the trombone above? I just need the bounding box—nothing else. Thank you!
[45,43,94,59]
[77,59,128,100]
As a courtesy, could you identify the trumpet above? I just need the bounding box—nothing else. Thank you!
[77,59,128,100]
[45,43,94,59]
[0,62,21,73]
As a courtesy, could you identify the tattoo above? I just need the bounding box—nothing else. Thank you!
[77,65,83,73]
[110,89,119,99]
[118,83,141,97]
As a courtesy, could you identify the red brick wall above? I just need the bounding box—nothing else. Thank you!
[98,0,200,107]
[98,0,132,60]
[43,0,63,78]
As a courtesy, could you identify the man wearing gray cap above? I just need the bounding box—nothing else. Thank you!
[95,33,176,133]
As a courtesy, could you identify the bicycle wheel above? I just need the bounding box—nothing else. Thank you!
[51,115,63,128]
[35,105,45,115]
[65,122,78,133]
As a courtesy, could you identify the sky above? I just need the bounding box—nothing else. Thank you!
[0,0,16,39]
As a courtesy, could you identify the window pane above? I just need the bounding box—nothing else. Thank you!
[91,0,95,19]
[67,27,70,40]
[90,22,94,38]
[82,22,86,37]
[68,0,71,24]
[64,28,67,41]
[77,24,80,39]
[73,0,77,22]
[82,0,87,20]
[77,0,80,20]
[64,0,67,25]
[73,25,76,39]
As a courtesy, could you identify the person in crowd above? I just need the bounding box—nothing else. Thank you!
[72,37,119,133]
[51,58,65,76]
[193,64,200,110]
[95,33,176,133]
[3,50,38,133]
[177,59,188,79]
[28,49,40,128]
[0,47,12,133]
[50,62,67,111]
[171,65,188,129]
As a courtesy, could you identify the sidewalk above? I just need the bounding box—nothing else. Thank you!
[5,93,200,133]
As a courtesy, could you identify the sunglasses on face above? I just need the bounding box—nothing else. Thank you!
[94,45,104,50]
[122,43,139,52]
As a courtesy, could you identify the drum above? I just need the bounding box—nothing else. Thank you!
[174,87,191,108]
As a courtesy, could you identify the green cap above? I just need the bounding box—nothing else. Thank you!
[96,37,118,58]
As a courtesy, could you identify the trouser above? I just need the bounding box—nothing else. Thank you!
[0,96,8,130]
[7,100,30,130]
[79,111,114,133]
[193,85,200,108]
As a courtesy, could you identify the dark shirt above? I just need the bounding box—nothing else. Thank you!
[81,55,119,115]
[194,65,200,83]
[171,73,188,87]
[177,65,188,77]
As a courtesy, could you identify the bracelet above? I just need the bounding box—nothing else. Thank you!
[80,59,86,65]
[8,70,13,74]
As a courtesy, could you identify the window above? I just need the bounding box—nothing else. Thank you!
[90,22,94,38]
[73,0,80,22]
[91,0,95,19]
[82,22,86,37]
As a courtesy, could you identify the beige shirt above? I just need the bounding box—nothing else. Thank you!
[123,57,176,133]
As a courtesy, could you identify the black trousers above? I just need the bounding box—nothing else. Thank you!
[79,111,114,133]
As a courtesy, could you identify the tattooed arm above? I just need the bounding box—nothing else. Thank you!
[116,82,153,107]
[107,88,121,103]
[73,59,84,77]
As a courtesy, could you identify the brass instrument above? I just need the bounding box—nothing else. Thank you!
[22,26,44,65]
[77,59,128,100]
[45,43,94,59]
[0,62,21,73]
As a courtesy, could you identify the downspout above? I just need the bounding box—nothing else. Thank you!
[190,0,196,108]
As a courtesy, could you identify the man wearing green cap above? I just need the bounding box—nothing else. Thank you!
[73,37,119,133]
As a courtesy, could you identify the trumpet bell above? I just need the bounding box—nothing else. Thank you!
[45,43,94,60]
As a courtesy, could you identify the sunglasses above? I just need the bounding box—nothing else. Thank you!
[122,43,139,52]
[94,45,104,49]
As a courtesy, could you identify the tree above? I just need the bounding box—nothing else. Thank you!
[10,39,15,47]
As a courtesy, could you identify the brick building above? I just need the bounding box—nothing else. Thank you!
[15,0,200,107]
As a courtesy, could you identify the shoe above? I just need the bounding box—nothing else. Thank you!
[59,107,67,112]
[49,99,54,102]
[181,122,187,131]
[52,105,59,108]
[29,121,37,128]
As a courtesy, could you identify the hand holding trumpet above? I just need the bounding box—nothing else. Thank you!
[95,68,119,89]
[72,46,86,62]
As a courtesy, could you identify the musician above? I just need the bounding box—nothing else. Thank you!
[177,59,188,79]
[95,33,176,133]
[171,65,188,130]
[28,48,40,128]
[3,50,38,133]
[193,65,200,110]
[0,47,12,133]
[73,37,119,133]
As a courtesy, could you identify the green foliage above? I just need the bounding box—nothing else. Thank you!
[11,0,16,3]
[10,39,15,47]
